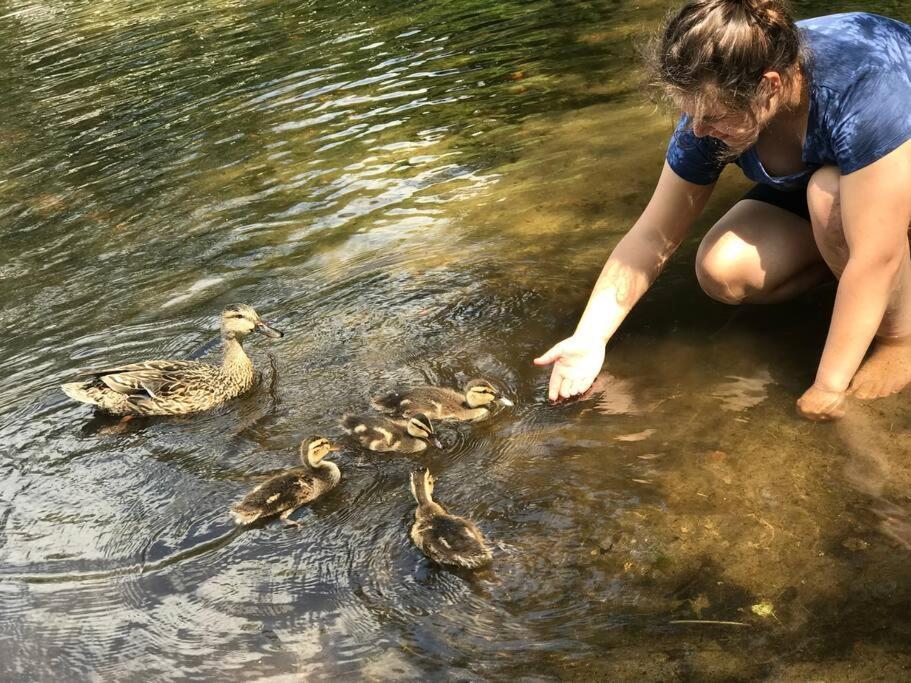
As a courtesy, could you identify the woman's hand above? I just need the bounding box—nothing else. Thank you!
[796,383,846,421]
[534,335,606,402]
[530,164,712,405]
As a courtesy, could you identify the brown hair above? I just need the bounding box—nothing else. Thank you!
[648,0,803,123]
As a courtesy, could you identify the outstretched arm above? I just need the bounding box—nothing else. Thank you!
[798,141,911,420]
[535,161,715,401]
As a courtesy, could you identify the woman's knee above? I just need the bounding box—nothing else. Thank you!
[695,231,753,305]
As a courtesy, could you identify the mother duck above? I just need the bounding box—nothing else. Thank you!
[61,304,283,416]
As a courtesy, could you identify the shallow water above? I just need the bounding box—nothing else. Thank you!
[3,0,911,680]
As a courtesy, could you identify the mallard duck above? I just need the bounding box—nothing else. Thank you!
[60,304,283,416]
[230,437,341,527]
[371,378,514,422]
[341,413,441,453]
[409,468,492,569]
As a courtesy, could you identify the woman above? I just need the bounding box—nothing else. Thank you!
[535,1,911,420]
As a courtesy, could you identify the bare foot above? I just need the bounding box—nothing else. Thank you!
[849,336,911,399]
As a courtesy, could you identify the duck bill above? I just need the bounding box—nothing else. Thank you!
[255,321,284,338]
[498,397,514,407]
[431,437,443,449]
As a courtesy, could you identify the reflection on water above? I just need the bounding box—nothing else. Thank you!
[2,0,911,679]
[838,407,911,550]
[710,370,773,412]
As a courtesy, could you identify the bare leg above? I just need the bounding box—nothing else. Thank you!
[695,199,830,305]
[807,166,911,399]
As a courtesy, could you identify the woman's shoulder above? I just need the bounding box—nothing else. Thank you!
[801,13,911,173]
[798,12,911,37]
[801,13,911,92]
[799,13,911,65]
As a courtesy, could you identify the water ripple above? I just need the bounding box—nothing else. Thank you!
[2,0,902,679]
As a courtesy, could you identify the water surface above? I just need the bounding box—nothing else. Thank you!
[2,0,911,679]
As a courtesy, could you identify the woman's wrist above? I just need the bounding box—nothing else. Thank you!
[811,376,849,394]
[572,324,611,346]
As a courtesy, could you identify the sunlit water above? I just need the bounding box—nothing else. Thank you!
[2,0,911,679]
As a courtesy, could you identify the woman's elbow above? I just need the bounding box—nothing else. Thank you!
[847,248,905,286]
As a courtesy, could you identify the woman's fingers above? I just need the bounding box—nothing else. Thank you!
[548,365,564,402]
[570,378,583,397]
[572,375,595,398]
[549,367,578,402]
[549,373,581,402]
[538,336,603,401]
[796,385,846,421]
[533,342,563,366]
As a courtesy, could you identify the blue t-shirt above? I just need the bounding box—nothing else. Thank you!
[666,12,911,189]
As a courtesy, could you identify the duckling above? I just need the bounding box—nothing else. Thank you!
[230,437,341,527]
[341,412,441,453]
[372,378,514,422]
[61,304,283,416]
[409,468,492,569]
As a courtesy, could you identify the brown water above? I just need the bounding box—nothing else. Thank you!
[2,0,911,680]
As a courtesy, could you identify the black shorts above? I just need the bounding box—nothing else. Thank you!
[742,184,810,221]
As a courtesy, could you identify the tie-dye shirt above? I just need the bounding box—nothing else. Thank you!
[666,12,911,189]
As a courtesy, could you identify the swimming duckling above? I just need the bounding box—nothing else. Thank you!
[409,468,492,569]
[230,437,341,527]
[61,304,283,416]
[372,378,514,422]
[341,412,441,453]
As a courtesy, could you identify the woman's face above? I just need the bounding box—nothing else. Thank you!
[689,107,758,151]
[681,73,785,153]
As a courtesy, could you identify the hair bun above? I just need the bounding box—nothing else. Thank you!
[727,0,789,24]
[649,0,801,113]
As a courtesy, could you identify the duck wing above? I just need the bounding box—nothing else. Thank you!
[342,414,405,440]
[240,470,313,509]
[373,387,459,411]
[370,390,411,413]
[78,359,202,378]
[381,387,464,418]
[80,360,214,398]
[424,514,490,566]
[231,470,313,523]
